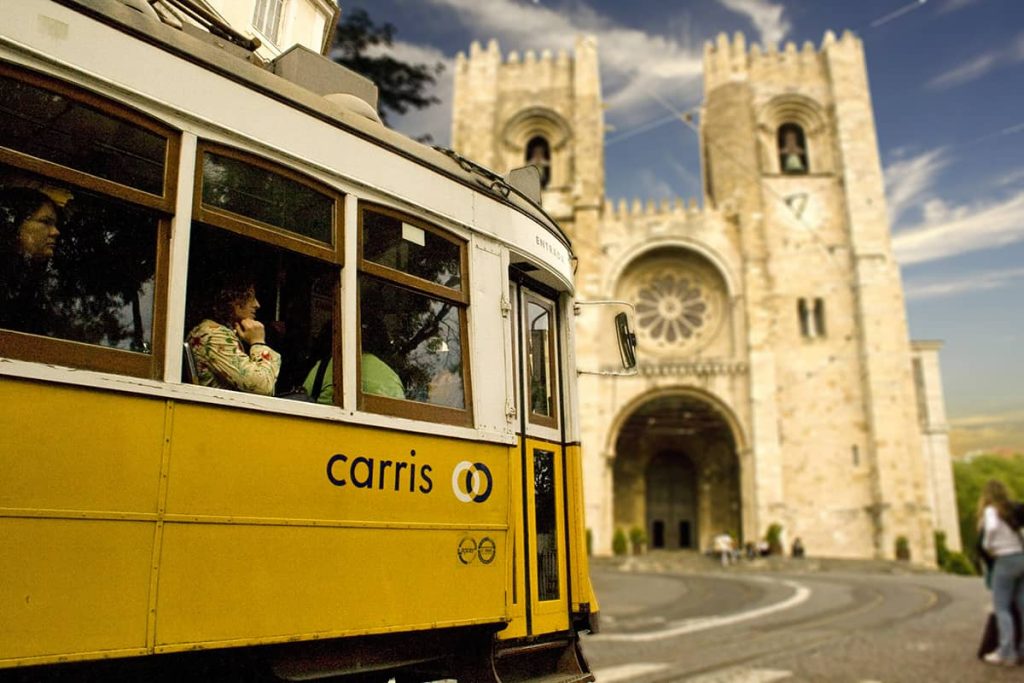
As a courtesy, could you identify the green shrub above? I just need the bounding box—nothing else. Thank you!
[612,528,628,556]
[895,535,911,561]
[629,526,647,554]
[934,531,949,568]
[765,523,784,555]
[941,551,976,576]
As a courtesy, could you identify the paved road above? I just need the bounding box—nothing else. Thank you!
[581,559,1012,683]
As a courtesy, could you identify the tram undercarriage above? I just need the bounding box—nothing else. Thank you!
[0,627,594,683]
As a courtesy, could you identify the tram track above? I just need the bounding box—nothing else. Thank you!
[594,571,768,634]
[653,575,949,682]
[589,571,952,682]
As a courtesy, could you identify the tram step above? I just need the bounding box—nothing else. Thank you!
[492,637,594,683]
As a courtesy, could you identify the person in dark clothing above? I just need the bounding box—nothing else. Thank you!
[0,187,61,335]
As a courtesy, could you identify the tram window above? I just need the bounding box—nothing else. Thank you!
[526,296,557,428]
[189,144,343,400]
[534,448,560,601]
[184,225,337,398]
[358,205,471,425]
[200,150,334,246]
[0,168,160,352]
[362,208,463,290]
[0,69,168,196]
[359,278,465,407]
[0,66,175,379]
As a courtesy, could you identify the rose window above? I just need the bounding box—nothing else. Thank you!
[635,274,708,344]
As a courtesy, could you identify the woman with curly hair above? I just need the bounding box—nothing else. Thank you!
[187,271,281,396]
[978,479,1024,666]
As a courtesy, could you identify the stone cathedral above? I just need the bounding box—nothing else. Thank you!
[451,30,960,562]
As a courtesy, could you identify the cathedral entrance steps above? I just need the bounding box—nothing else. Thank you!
[591,550,723,574]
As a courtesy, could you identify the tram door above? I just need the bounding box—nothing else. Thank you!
[515,282,570,635]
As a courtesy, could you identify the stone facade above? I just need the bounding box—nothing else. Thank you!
[452,32,960,562]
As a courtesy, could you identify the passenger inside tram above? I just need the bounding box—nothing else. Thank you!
[300,324,334,403]
[184,224,338,398]
[186,270,281,396]
[358,274,464,409]
[0,186,62,335]
[0,169,161,354]
[301,353,408,404]
[359,319,406,400]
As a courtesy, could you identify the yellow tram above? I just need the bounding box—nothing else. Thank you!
[0,1,634,680]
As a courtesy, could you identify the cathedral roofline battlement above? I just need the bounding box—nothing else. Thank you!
[456,39,568,69]
[703,29,861,92]
[604,197,703,222]
[454,36,598,78]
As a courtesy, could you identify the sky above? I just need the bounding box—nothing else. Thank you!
[337,0,1024,456]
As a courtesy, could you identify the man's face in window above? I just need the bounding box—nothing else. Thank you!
[19,201,59,260]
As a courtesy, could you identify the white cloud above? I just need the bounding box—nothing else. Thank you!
[904,266,1024,300]
[927,31,1024,90]
[367,40,454,144]
[1015,32,1024,60]
[417,0,703,128]
[997,167,1024,188]
[884,146,1024,267]
[667,158,701,199]
[635,169,676,200]
[893,191,1024,265]
[718,0,790,46]
[376,40,449,70]
[883,148,949,225]
[927,52,998,89]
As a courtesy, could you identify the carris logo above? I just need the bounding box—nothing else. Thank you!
[451,461,493,503]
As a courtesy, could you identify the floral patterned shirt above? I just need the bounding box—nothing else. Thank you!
[188,319,281,396]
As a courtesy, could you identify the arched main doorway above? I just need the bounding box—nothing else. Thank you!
[646,451,697,548]
[613,393,741,552]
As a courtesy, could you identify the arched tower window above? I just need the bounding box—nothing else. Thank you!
[778,123,808,175]
[525,136,552,189]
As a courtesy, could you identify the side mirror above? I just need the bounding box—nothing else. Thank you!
[615,311,637,370]
[574,300,638,376]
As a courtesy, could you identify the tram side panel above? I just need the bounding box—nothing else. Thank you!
[158,402,510,649]
[0,379,163,663]
[0,379,513,666]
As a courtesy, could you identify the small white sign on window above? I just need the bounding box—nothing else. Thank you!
[402,222,425,246]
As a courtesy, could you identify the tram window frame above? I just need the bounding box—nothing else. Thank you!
[0,63,178,379]
[357,203,473,427]
[189,142,344,402]
[0,64,179,211]
[193,142,341,262]
[523,291,559,430]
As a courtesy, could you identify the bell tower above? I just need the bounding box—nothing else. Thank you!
[451,37,605,247]
[446,29,959,563]
[700,31,953,560]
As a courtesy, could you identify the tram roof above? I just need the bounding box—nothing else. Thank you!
[54,0,573,256]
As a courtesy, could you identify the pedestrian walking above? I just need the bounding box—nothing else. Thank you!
[977,479,1024,667]
[713,532,734,567]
